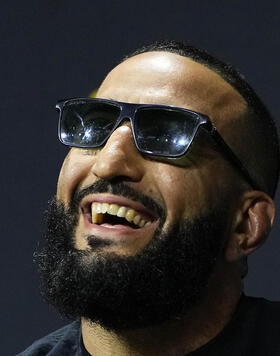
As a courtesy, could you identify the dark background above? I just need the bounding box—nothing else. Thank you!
[1,1,280,355]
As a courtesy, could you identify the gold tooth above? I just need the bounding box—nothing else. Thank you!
[92,212,98,224]
[97,213,103,224]
[101,203,109,214]
[125,209,135,222]
[91,203,104,224]
[117,206,127,217]
[108,204,119,215]
[133,215,141,225]
[91,203,98,224]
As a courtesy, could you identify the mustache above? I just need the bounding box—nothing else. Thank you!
[69,178,166,219]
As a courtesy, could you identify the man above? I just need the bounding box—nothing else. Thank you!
[18,40,280,355]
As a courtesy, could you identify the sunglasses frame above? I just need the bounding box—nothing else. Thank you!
[56,97,261,191]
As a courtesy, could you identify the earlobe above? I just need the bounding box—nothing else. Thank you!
[225,191,275,262]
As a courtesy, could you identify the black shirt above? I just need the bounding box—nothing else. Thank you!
[16,295,280,356]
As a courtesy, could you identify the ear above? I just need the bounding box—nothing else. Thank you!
[225,191,275,262]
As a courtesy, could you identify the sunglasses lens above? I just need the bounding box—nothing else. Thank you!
[135,108,199,156]
[59,100,120,147]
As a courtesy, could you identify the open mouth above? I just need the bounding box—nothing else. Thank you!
[83,201,155,229]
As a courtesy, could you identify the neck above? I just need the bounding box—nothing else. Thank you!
[81,272,242,356]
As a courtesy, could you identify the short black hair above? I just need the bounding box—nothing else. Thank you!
[124,40,279,197]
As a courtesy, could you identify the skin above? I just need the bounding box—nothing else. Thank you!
[57,52,275,355]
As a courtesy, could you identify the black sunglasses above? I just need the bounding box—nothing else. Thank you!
[56,97,261,190]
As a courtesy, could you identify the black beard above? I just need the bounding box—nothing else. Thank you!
[35,180,229,332]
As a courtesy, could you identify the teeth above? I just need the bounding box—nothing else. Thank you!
[108,204,119,215]
[91,203,103,224]
[133,215,141,225]
[101,203,109,214]
[117,206,127,217]
[90,202,152,227]
[125,209,135,222]
[96,203,102,214]
[92,212,98,224]
[97,213,104,224]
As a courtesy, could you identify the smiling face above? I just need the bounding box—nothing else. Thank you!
[57,51,246,256]
[37,51,249,330]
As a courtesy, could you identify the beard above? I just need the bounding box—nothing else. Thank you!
[35,179,229,332]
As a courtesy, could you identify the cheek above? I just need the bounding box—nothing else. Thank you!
[152,163,222,225]
[57,150,93,205]
[151,166,197,222]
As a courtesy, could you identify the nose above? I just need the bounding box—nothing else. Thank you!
[91,123,145,182]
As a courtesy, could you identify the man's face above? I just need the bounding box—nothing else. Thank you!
[38,52,247,330]
[57,51,246,256]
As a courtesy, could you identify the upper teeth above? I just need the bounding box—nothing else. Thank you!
[91,202,152,228]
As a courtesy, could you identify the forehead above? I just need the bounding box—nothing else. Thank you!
[97,52,246,129]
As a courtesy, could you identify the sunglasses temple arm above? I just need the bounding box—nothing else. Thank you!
[211,129,262,191]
